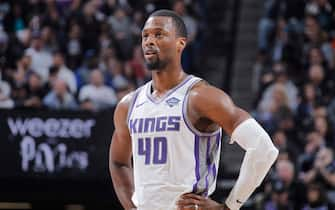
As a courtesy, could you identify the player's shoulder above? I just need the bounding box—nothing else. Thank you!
[187,79,234,113]
[116,90,137,111]
[113,91,137,123]
[119,91,135,105]
[189,79,227,99]
[187,78,237,119]
[115,85,144,111]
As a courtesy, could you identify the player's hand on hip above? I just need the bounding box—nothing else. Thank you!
[176,193,229,210]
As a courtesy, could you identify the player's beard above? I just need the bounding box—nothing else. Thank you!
[145,56,168,71]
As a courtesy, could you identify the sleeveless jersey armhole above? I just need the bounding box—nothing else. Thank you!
[182,80,222,137]
[126,87,142,125]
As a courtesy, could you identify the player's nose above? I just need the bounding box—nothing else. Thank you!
[144,35,157,47]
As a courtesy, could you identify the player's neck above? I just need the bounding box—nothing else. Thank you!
[151,68,187,93]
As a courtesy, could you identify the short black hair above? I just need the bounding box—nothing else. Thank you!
[149,9,187,38]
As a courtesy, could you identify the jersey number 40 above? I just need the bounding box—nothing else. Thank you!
[138,137,167,165]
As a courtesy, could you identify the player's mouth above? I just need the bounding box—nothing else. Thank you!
[145,50,158,55]
[144,50,159,59]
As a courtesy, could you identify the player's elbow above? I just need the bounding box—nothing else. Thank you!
[270,145,279,162]
[109,160,125,179]
[110,160,131,170]
[266,144,279,171]
[251,135,279,186]
[109,159,117,175]
[259,133,279,165]
[109,151,128,174]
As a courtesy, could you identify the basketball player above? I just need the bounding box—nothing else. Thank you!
[109,9,279,210]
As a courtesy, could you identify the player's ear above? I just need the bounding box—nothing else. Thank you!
[177,37,187,53]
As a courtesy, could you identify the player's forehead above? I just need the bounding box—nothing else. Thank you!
[142,16,175,33]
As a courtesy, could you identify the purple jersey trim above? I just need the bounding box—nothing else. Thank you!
[204,136,211,196]
[127,87,142,126]
[181,79,222,137]
[192,135,200,193]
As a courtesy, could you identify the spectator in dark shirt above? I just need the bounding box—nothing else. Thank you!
[3,2,28,33]
[275,159,307,209]
[173,0,198,72]
[305,47,330,71]
[300,147,335,190]
[304,15,334,70]
[77,1,101,54]
[264,179,294,210]
[302,182,332,210]
[64,23,83,70]
[264,159,306,210]
[21,71,46,108]
[314,116,334,147]
[108,7,133,60]
[296,83,317,133]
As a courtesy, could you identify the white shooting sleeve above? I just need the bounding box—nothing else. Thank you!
[225,118,279,210]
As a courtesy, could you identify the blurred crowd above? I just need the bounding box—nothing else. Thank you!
[3,0,335,209]
[253,0,335,209]
[0,0,204,111]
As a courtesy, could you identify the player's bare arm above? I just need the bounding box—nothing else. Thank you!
[180,82,279,210]
[187,81,250,135]
[109,92,136,210]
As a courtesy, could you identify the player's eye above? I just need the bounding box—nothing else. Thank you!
[155,32,163,38]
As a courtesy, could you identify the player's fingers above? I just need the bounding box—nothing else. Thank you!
[181,193,205,201]
[176,197,202,206]
[176,205,197,210]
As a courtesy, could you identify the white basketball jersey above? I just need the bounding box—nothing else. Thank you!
[127,75,222,210]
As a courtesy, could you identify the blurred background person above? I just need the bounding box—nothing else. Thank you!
[302,183,332,210]
[25,31,53,83]
[78,69,117,111]
[43,78,77,110]
[0,75,14,109]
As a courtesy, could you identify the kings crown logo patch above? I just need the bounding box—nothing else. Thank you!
[166,97,180,107]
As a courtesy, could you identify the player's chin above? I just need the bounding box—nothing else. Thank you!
[145,59,156,65]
